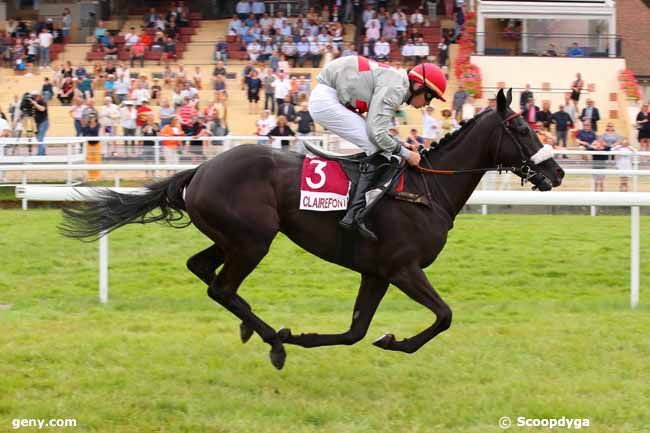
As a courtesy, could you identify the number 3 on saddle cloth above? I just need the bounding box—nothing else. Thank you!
[299,143,431,213]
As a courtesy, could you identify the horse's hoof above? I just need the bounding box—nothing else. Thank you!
[372,333,396,349]
[277,327,292,342]
[240,322,254,344]
[269,344,286,370]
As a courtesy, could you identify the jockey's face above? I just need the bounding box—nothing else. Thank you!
[409,91,428,109]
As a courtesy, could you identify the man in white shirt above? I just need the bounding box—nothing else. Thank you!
[251,1,265,18]
[236,1,251,19]
[296,37,310,67]
[124,27,140,48]
[38,28,53,68]
[410,9,425,25]
[271,72,291,114]
[247,39,261,63]
[373,37,390,61]
[259,13,273,30]
[366,21,380,42]
[309,41,323,68]
[132,82,151,106]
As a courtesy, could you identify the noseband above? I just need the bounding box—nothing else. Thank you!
[494,112,554,187]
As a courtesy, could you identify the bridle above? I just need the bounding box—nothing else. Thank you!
[416,110,554,189]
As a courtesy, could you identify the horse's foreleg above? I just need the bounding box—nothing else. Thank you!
[278,274,388,348]
[373,267,452,354]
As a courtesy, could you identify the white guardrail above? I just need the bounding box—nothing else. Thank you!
[14,186,647,309]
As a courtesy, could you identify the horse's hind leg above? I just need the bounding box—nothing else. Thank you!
[208,241,287,369]
[187,245,254,342]
[278,274,389,348]
[373,266,452,354]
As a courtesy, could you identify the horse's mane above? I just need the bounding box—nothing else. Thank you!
[436,109,493,149]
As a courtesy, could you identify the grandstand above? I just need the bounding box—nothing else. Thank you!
[0,0,647,166]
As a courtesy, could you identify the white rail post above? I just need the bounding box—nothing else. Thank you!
[633,152,639,192]
[154,142,160,178]
[21,171,27,210]
[66,142,72,185]
[99,232,108,304]
[631,206,640,309]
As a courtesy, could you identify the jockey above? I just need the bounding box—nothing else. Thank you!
[308,56,447,240]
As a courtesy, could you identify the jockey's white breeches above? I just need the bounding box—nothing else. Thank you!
[308,83,388,158]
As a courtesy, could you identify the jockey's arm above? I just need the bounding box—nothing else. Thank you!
[367,86,411,160]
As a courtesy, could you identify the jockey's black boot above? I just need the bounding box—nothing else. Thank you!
[339,164,375,234]
[339,155,400,241]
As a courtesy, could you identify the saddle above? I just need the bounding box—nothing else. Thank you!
[303,141,431,207]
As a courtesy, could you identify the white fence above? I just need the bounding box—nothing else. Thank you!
[14,185,648,309]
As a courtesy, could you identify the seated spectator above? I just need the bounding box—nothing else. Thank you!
[104,74,116,100]
[543,43,558,57]
[104,37,118,60]
[281,41,297,67]
[57,76,75,105]
[410,9,425,26]
[256,109,276,141]
[382,19,398,43]
[401,40,416,64]
[77,75,94,99]
[144,8,157,28]
[296,37,310,67]
[568,42,585,57]
[575,122,597,148]
[374,37,390,61]
[309,41,323,68]
[341,43,357,57]
[192,67,203,90]
[247,38,262,63]
[227,16,245,38]
[163,37,177,64]
[366,21,380,42]
[214,41,228,63]
[259,13,273,31]
[124,27,140,48]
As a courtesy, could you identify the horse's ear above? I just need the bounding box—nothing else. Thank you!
[506,88,513,106]
[497,88,507,113]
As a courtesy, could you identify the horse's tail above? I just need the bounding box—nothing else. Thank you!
[60,168,198,241]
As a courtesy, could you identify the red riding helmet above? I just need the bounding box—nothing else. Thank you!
[407,63,447,102]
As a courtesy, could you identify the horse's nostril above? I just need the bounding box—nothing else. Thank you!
[556,167,565,179]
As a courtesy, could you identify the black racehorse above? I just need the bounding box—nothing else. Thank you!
[62,89,564,369]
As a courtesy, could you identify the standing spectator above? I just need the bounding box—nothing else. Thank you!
[519,84,533,111]
[580,99,600,131]
[213,74,227,93]
[99,96,120,156]
[437,33,450,67]
[81,116,102,181]
[213,60,227,77]
[177,97,198,133]
[28,92,48,155]
[114,75,130,105]
[69,97,86,136]
[38,28,53,68]
[452,85,468,121]
[81,98,98,126]
[410,8,425,25]
[246,69,262,114]
[570,73,584,107]
[262,68,276,113]
[215,41,228,64]
[0,111,9,137]
[159,98,175,127]
[277,98,296,123]
[272,72,291,115]
[422,105,440,146]
[62,8,72,40]
[124,27,140,49]
[601,122,622,150]
[267,115,295,148]
[537,101,552,130]
[636,103,650,151]
[193,66,203,90]
[588,138,611,192]
[141,114,159,170]
[236,0,252,20]
[613,139,634,191]
[575,122,597,149]
[41,77,53,101]
[522,97,540,129]
[382,19,398,43]
[252,0,265,19]
[550,105,574,152]
[136,98,153,135]
[120,100,137,155]
[461,95,476,123]
[160,116,184,172]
